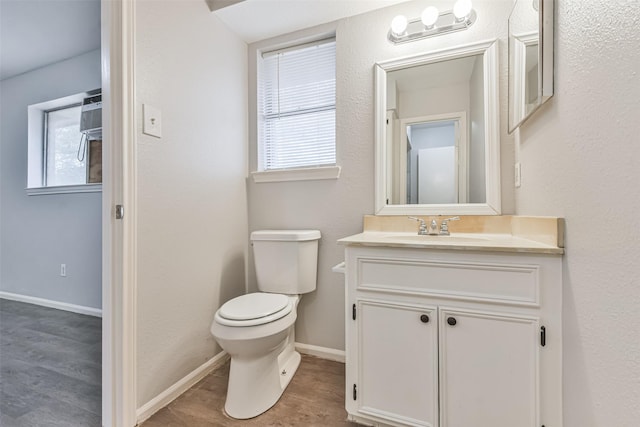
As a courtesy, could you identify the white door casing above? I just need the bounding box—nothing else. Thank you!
[101,0,137,425]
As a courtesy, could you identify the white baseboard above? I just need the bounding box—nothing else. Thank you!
[295,342,345,363]
[0,291,102,318]
[136,351,230,424]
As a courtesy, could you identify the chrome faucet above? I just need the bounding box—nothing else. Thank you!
[408,217,429,235]
[439,216,460,235]
[409,216,460,236]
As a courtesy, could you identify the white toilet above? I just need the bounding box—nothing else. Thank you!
[210,229,321,419]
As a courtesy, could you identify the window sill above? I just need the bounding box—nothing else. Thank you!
[251,166,341,183]
[26,183,102,196]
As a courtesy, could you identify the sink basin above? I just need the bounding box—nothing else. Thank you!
[384,234,490,243]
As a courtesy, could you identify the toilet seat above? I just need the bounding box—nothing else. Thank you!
[216,293,293,327]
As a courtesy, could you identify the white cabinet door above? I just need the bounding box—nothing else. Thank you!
[357,300,438,427]
[439,309,540,427]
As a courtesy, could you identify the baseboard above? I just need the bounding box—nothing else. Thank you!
[136,351,230,424]
[0,291,102,318]
[295,342,345,363]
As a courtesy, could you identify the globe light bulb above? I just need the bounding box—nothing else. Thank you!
[390,15,408,36]
[421,6,439,28]
[453,0,473,21]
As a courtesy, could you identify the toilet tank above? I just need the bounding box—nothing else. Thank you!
[251,230,321,295]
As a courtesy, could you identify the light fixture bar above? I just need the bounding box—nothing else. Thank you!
[388,9,477,44]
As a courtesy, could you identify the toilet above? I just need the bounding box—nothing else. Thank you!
[210,229,321,419]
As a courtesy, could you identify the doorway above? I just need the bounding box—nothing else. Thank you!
[396,112,468,205]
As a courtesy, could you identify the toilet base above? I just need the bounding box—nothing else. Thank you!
[224,343,301,419]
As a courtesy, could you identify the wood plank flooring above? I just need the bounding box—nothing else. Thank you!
[142,355,359,427]
[1,298,354,426]
[0,298,102,427]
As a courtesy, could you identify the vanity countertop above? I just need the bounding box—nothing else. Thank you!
[338,215,565,255]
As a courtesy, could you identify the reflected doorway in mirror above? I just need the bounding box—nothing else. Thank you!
[395,115,473,205]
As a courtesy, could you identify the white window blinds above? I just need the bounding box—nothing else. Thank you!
[260,38,336,171]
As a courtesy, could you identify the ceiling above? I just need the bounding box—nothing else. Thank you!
[0,0,407,80]
[0,0,101,81]
[212,0,410,43]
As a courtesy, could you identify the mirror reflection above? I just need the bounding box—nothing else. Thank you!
[386,54,486,205]
[508,0,553,131]
[375,41,501,216]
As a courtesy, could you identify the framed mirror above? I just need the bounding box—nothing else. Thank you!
[508,0,554,132]
[374,40,501,216]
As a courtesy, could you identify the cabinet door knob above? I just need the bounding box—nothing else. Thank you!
[420,314,429,323]
[447,316,457,326]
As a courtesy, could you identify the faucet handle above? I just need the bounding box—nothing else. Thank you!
[408,217,428,235]
[439,216,460,235]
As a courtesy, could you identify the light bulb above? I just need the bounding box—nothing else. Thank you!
[390,15,408,36]
[453,0,472,21]
[421,6,439,28]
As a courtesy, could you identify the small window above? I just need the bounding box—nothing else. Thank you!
[27,92,102,194]
[258,38,336,171]
[44,105,86,186]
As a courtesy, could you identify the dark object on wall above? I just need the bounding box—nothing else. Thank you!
[88,139,102,183]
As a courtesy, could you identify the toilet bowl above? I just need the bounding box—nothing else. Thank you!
[210,229,321,420]
[211,294,301,419]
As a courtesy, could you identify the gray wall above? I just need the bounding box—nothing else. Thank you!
[247,0,515,352]
[134,0,248,407]
[515,1,640,425]
[469,54,486,203]
[0,49,102,310]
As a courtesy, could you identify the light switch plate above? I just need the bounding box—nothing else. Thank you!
[515,162,522,188]
[143,104,162,138]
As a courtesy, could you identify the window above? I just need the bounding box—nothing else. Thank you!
[44,105,86,186]
[27,92,102,195]
[257,38,338,180]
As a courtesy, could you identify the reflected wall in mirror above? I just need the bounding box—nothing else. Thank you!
[387,55,484,205]
[375,40,501,216]
[508,0,554,132]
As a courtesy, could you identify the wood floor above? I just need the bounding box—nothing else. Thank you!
[0,298,354,426]
[0,298,102,427]
[142,355,359,427]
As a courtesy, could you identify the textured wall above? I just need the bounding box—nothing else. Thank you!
[134,0,248,407]
[515,1,640,425]
[0,50,102,309]
[247,0,515,351]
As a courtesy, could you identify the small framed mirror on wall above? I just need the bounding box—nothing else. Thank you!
[508,0,554,132]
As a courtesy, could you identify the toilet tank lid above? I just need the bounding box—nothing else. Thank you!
[251,230,321,242]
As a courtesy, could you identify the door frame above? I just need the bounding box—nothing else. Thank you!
[101,0,137,425]
[397,112,468,205]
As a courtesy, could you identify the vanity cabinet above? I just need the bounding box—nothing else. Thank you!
[357,300,438,426]
[343,245,562,427]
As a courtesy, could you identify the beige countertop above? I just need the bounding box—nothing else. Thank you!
[338,215,565,255]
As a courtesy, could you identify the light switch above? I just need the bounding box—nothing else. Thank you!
[143,104,162,138]
[515,162,522,188]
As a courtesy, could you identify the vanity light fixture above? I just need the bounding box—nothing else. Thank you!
[388,0,477,44]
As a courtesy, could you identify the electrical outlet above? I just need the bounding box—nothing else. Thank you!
[515,162,522,188]
[60,264,66,277]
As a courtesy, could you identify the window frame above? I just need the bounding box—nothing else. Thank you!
[252,37,340,183]
[27,92,102,195]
